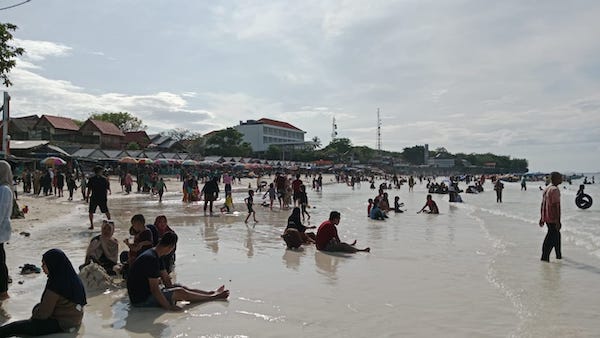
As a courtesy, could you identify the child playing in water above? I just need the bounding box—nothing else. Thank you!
[418,194,439,214]
[299,184,310,221]
[263,183,277,210]
[244,190,258,223]
[220,192,234,213]
[367,198,374,217]
[394,196,404,213]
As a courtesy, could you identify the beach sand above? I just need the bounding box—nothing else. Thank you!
[1,174,599,337]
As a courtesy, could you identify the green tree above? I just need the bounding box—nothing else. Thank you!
[401,145,425,165]
[89,112,146,132]
[165,128,200,142]
[0,23,24,87]
[266,145,282,160]
[204,128,252,157]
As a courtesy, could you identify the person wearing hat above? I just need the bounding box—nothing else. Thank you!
[86,166,111,230]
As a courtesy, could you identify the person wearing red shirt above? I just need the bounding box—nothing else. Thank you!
[291,174,303,207]
[418,194,439,214]
[315,211,370,253]
[539,172,562,262]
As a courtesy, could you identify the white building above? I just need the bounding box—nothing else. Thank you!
[234,118,306,152]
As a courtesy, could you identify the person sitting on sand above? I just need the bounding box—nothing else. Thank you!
[394,196,404,213]
[154,215,176,273]
[79,220,119,276]
[282,207,316,248]
[0,249,86,336]
[369,201,386,220]
[315,211,370,253]
[367,198,374,217]
[126,232,229,310]
[418,194,439,214]
[119,214,155,279]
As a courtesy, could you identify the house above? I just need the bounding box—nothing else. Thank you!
[31,115,80,142]
[79,119,125,149]
[124,131,151,149]
[0,115,39,141]
[234,118,306,152]
[148,134,185,151]
[428,153,456,168]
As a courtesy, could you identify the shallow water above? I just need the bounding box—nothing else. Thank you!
[4,176,600,337]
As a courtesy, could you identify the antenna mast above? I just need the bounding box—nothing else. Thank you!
[376,108,382,152]
[332,116,338,140]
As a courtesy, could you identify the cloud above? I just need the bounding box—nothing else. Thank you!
[13,39,72,61]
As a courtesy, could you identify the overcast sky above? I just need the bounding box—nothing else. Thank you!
[2,0,599,172]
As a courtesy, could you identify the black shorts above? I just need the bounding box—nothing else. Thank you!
[293,191,301,201]
[247,204,254,213]
[89,198,108,213]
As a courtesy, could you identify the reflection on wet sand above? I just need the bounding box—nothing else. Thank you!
[315,251,351,284]
[203,217,219,254]
[245,227,254,258]
[282,248,306,270]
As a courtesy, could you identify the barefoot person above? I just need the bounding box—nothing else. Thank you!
[126,232,229,310]
[539,171,563,262]
[86,166,111,230]
[0,160,13,302]
[315,211,370,253]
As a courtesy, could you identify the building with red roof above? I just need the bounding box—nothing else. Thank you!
[124,131,151,149]
[31,115,80,141]
[79,119,125,149]
[234,118,306,152]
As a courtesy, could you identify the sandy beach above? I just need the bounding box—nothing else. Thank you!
[1,174,599,337]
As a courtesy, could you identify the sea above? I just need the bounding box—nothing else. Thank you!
[6,174,600,337]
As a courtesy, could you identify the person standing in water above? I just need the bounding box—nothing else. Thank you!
[539,171,562,262]
[494,179,504,203]
[86,166,111,230]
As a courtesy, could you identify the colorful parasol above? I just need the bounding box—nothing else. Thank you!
[40,156,66,166]
[137,158,154,165]
[118,156,138,164]
[181,159,198,166]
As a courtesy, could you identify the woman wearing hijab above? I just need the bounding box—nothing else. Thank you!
[0,249,86,336]
[0,160,13,302]
[154,215,176,273]
[79,220,119,275]
[282,207,316,249]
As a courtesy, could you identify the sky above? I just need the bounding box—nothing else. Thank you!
[1,0,599,172]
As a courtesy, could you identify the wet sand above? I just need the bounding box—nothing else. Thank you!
[1,175,599,337]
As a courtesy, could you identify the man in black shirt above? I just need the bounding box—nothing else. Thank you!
[127,232,229,310]
[86,166,111,230]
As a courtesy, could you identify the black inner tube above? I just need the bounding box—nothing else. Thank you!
[575,193,593,209]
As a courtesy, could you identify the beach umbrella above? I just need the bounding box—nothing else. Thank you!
[119,156,138,164]
[40,156,66,166]
[137,158,154,165]
[153,158,170,165]
[182,159,198,166]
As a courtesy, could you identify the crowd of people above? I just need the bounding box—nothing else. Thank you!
[0,160,568,336]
